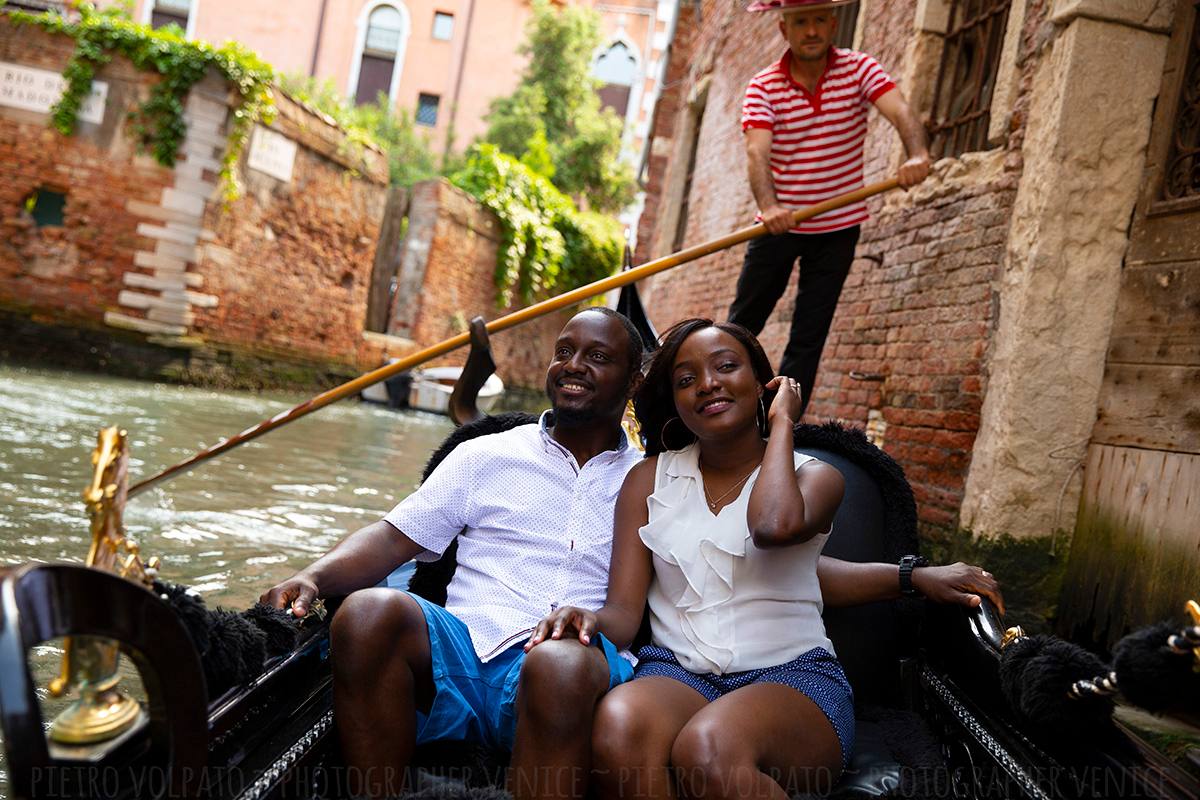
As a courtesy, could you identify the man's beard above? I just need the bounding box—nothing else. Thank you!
[552,404,601,427]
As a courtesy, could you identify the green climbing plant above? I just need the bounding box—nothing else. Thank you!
[6,2,275,201]
[450,144,623,307]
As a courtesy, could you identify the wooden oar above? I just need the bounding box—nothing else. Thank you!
[128,178,899,497]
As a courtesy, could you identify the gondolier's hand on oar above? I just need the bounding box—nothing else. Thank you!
[525,605,597,651]
[261,573,320,618]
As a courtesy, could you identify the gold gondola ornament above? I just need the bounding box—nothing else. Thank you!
[47,426,159,745]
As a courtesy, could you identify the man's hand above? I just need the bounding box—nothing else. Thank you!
[261,572,320,618]
[897,153,931,189]
[525,605,597,650]
[911,561,1005,615]
[760,205,794,235]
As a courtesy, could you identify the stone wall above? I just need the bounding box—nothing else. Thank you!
[386,179,579,393]
[0,17,391,386]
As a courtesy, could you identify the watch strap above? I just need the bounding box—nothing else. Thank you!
[899,555,929,596]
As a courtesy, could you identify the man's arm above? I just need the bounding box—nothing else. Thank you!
[874,89,931,189]
[260,520,426,616]
[817,556,1005,614]
[745,128,794,235]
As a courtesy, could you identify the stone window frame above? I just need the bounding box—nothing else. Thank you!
[906,0,1027,160]
[139,0,198,40]
[1147,0,1200,216]
[346,0,412,108]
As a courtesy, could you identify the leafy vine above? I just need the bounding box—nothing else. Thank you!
[6,2,275,201]
[451,144,623,307]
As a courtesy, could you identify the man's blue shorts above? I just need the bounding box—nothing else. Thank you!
[407,592,633,751]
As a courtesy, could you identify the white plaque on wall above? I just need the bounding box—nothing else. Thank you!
[247,125,297,183]
[0,62,108,124]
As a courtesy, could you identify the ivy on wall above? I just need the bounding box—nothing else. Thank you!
[5,2,275,201]
[450,144,623,308]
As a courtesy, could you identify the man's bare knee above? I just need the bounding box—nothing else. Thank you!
[518,639,608,727]
[331,589,427,676]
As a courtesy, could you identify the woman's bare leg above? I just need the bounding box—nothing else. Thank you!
[669,684,842,800]
[591,677,708,800]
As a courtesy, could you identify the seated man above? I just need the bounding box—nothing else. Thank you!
[262,307,1003,800]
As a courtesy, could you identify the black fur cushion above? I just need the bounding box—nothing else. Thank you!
[792,421,918,562]
[407,412,539,605]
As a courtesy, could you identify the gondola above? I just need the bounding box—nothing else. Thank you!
[1,182,1197,800]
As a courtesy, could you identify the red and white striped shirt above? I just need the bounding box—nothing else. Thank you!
[742,48,895,234]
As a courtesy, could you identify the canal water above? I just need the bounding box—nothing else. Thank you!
[0,363,465,796]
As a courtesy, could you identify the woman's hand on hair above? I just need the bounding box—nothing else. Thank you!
[525,605,598,650]
[764,375,804,428]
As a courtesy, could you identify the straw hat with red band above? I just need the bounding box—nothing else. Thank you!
[747,0,854,12]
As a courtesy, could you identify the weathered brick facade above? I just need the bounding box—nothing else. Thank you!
[0,19,391,385]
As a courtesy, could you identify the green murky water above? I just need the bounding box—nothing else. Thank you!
[0,363,459,796]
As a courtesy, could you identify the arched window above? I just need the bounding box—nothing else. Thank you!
[594,41,638,117]
[351,3,410,106]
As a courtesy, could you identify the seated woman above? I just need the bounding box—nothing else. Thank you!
[526,319,992,799]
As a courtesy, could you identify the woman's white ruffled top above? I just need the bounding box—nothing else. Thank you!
[640,442,835,675]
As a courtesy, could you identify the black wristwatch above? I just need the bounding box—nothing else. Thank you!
[899,555,930,596]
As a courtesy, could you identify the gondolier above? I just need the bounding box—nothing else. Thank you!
[730,0,931,413]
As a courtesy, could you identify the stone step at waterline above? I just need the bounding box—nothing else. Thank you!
[148,306,196,326]
[105,311,187,337]
[122,273,210,298]
[118,290,191,313]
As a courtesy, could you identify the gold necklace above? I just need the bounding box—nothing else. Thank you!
[699,462,758,510]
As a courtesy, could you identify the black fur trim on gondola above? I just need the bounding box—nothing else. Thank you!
[998,634,1115,741]
[153,580,301,698]
[791,421,918,561]
[1113,621,1200,712]
[407,412,538,605]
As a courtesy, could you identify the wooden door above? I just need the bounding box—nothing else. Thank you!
[1057,1,1200,650]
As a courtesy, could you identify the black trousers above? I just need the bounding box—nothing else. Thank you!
[727,225,860,413]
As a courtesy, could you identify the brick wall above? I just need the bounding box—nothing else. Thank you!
[0,18,391,382]
[633,3,697,266]
[636,0,1049,530]
[0,25,176,329]
[387,179,579,392]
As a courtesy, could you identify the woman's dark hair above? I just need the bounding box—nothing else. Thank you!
[634,318,776,456]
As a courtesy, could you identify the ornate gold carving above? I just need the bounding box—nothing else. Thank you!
[48,427,154,744]
[1000,625,1025,650]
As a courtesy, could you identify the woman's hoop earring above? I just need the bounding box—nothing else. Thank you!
[757,397,768,436]
[660,416,687,447]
